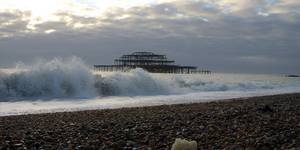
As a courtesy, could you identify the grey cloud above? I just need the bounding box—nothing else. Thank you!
[0,10,30,37]
[1,28,298,74]
[55,12,99,25]
[0,0,299,74]
[1,0,299,39]
[101,1,300,39]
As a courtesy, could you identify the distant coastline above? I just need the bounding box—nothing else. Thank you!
[286,74,300,78]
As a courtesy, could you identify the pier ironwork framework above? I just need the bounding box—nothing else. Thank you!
[94,52,211,74]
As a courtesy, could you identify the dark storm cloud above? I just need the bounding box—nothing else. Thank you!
[0,0,299,74]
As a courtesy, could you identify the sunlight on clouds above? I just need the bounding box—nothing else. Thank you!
[0,0,69,17]
[0,0,294,23]
[0,0,73,31]
[44,29,56,34]
[217,0,260,14]
[75,0,157,9]
[0,0,159,18]
[0,0,299,38]
[0,0,160,31]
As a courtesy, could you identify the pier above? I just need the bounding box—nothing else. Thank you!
[94,52,211,74]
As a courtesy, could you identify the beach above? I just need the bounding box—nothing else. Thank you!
[1,0,300,149]
[0,93,299,149]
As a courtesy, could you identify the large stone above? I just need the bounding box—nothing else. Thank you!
[171,138,197,150]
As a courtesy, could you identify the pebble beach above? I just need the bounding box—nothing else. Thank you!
[1,93,300,149]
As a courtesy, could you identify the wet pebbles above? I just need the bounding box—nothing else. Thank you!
[1,93,300,149]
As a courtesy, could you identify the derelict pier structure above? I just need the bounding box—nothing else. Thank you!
[94,52,211,74]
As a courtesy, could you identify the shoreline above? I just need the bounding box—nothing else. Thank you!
[1,92,299,117]
[1,93,300,149]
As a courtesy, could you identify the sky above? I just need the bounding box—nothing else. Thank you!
[0,0,299,74]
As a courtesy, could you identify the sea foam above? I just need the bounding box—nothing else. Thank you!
[0,57,95,99]
[0,57,296,101]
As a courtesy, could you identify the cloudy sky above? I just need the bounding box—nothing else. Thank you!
[0,0,299,74]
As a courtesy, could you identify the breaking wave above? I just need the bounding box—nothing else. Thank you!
[0,57,287,101]
[0,57,95,99]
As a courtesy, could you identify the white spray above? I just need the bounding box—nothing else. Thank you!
[0,57,293,101]
[0,57,95,99]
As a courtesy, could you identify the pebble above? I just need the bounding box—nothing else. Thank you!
[0,93,299,149]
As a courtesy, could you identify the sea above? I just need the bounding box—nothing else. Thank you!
[0,57,299,116]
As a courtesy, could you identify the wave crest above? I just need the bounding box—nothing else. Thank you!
[95,68,170,96]
[0,57,284,101]
[0,57,95,98]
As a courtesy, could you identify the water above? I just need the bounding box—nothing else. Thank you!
[0,57,299,116]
